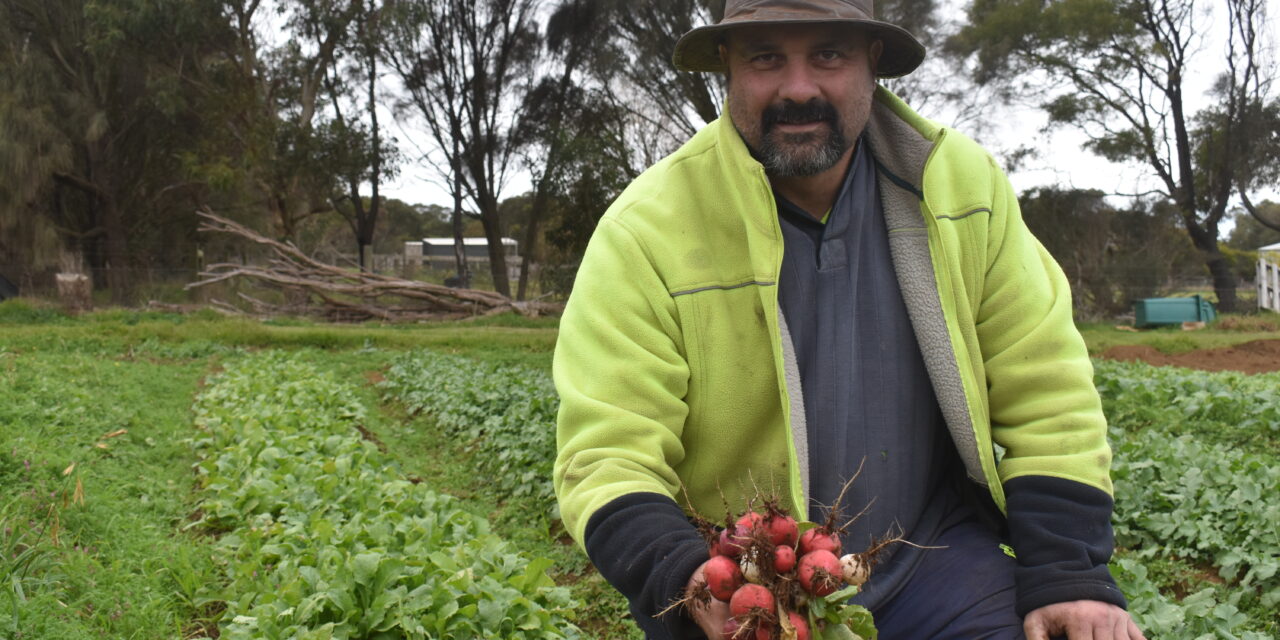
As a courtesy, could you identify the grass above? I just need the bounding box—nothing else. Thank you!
[1,298,1275,638]
[0,299,557,369]
[1078,312,1280,355]
[0,347,220,639]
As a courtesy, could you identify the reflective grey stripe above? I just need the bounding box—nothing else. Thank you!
[936,207,991,221]
[669,280,775,297]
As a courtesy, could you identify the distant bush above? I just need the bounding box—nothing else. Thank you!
[1213,313,1279,332]
[0,299,70,324]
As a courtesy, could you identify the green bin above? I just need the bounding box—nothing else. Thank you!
[1134,295,1216,328]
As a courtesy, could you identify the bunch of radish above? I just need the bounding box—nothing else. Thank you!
[691,502,879,640]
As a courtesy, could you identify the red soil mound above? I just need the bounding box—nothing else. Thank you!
[1099,339,1280,374]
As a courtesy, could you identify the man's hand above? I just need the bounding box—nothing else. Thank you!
[686,561,731,639]
[1024,600,1146,640]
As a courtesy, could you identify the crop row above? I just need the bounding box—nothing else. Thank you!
[379,350,1277,638]
[190,352,582,639]
[1110,556,1272,640]
[380,352,560,514]
[1094,359,1280,453]
[1096,362,1280,611]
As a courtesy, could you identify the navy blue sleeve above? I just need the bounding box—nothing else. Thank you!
[584,492,711,639]
[1004,475,1127,616]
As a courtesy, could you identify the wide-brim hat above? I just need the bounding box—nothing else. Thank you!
[672,0,925,78]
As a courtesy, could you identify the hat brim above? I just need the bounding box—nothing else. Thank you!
[672,18,925,79]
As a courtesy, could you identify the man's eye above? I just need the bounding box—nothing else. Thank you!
[817,50,842,61]
[752,53,779,64]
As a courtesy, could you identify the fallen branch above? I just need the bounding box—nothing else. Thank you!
[186,208,564,321]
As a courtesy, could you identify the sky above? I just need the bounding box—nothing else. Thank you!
[377,1,1280,213]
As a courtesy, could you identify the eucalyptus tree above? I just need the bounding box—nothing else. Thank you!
[509,0,639,300]
[323,0,399,271]
[614,1,723,128]
[244,0,365,241]
[0,0,235,302]
[383,0,541,296]
[951,0,1278,312]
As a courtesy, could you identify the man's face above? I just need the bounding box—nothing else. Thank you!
[722,24,881,177]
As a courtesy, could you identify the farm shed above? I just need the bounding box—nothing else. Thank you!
[1259,242,1280,313]
[403,237,519,268]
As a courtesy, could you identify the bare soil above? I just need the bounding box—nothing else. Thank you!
[1099,339,1280,374]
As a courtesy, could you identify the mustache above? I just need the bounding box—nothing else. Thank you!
[761,99,839,131]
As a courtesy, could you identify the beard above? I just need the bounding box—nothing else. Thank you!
[730,84,874,178]
[754,99,849,177]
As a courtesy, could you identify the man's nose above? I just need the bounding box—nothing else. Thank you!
[776,62,822,103]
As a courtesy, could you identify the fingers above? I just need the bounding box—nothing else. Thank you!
[1023,612,1050,640]
[690,597,730,639]
[1024,602,1148,640]
[685,562,731,639]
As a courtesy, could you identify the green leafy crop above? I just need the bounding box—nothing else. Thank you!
[190,352,582,639]
[380,352,560,515]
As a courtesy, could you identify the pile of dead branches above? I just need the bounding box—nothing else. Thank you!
[186,209,563,321]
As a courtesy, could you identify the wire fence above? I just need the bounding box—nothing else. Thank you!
[0,263,1266,317]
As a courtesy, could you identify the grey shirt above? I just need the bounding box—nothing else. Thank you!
[774,137,965,610]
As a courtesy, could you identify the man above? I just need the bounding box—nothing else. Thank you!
[553,1,1145,638]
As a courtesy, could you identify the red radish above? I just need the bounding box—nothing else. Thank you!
[720,527,745,558]
[765,514,799,547]
[729,583,776,619]
[705,555,745,601]
[731,511,766,551]
[754,623,774,640]
[772,545,796,573]
[798,528,841,556]
[797,549,843,596]
[723,617,743,638]
[786,611,810,640]
[840,553,870,586]
[736,511,766,535]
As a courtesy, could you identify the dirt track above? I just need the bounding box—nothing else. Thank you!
[1099,339,1280,374]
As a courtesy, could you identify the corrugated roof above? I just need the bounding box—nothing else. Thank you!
[1260,242,1280,251]
[419,237,517,246]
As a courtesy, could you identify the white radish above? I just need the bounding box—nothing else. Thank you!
[740,555,764,584]
[840,553,870,586]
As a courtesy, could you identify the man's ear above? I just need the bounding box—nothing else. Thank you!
[869,39,884,71]
[718,43,729,66]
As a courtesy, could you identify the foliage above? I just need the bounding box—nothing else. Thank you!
[951,0,1279,313]
[191,352,582,638]
[595,0,724,147]
[379,352,561,513]
[1020,188,1201,317]
[1111,555,1274,640]
[382,0,542,296]
[1227,204,1280,252]
[1097,359,1280,633]
[0,0,239,301]
[1094,359,1280,454]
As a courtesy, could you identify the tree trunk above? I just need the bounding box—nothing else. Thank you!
[1204,251,1239,314]
[516,187,550,301]
[99,190,130,305]
[450,155,469,287]
[480,202,510,297]
[56,273,93,314]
